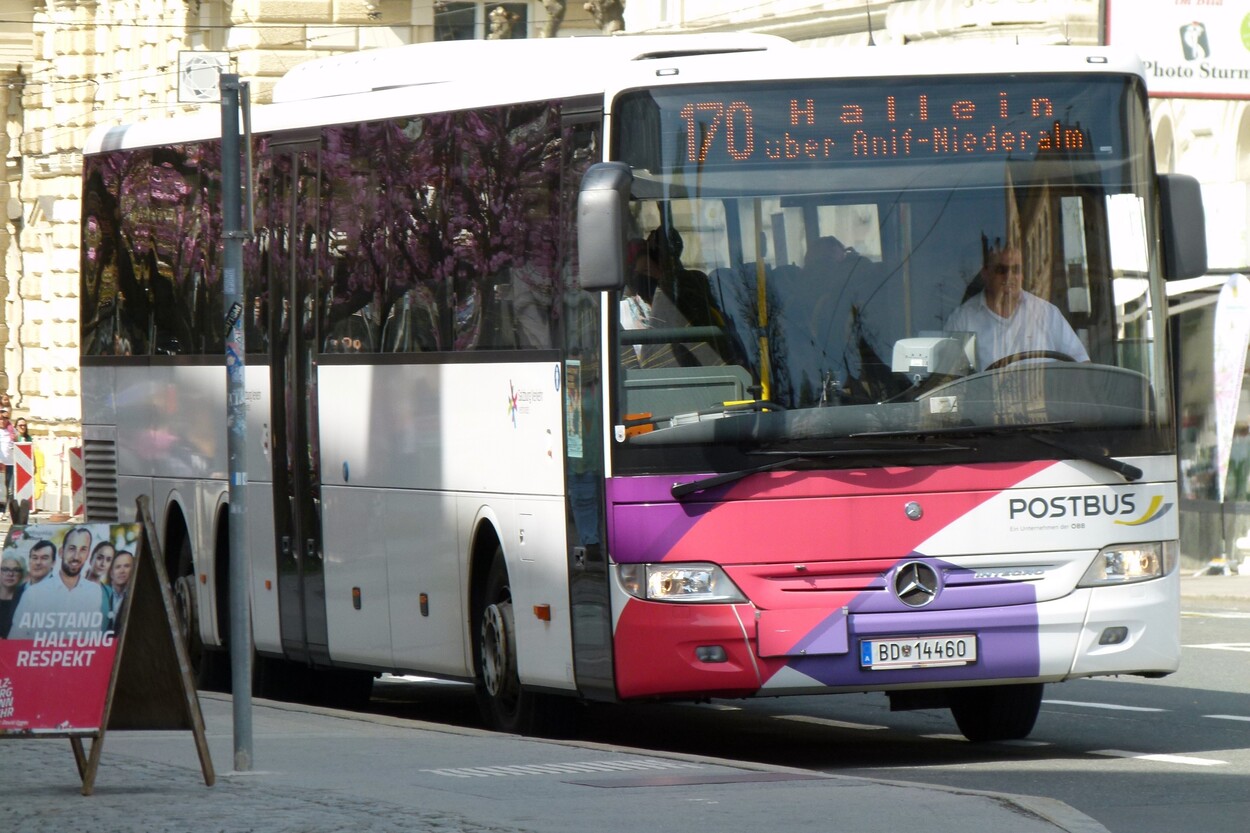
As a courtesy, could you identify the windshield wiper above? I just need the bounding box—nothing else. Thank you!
[671,444,967,499]
[1027,434,1142,482]
[852,421,1141,482]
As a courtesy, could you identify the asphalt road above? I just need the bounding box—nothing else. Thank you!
[367,595,1250,833]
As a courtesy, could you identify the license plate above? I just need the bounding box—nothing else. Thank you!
[859,634,977,670]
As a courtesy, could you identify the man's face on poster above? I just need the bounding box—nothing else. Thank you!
[28,545,54,582]
[61,530,93,578]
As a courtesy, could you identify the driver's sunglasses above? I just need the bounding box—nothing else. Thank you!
[993,263,1023,275]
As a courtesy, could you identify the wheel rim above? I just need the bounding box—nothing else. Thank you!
[480,600,516,699]
[173,575,198,649]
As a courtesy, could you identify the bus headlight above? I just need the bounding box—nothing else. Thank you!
[618,563,747,603]
[1079,542,1175,586]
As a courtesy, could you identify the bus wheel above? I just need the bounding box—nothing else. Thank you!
[474,550,573,737]
[172,537,229,691]
[950,682,1044,742]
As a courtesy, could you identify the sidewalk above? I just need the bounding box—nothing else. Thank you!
[1180,571,1250,603]
[1,693,1111,833]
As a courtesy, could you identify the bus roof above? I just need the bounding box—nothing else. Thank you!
[270,33,794,102]
[83,36,1145,156]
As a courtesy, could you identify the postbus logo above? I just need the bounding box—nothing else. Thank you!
[1112,494,1174,527]
[1007,492,1173,525]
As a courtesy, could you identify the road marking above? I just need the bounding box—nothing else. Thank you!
[375,674,468,686]
[421,758,704,778]
[1184,642,1250,652]
[1182,611,1250,619]
[1205,714,1250,723]
[774,714,887,731]
[1090,749,1225,766]
[1043,700,1166,712]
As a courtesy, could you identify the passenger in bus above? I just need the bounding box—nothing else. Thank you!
[943,243,1088,371]
[618,238,655,365]
[634,227,732,368]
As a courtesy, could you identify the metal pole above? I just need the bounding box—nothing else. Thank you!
[220,72,253,772]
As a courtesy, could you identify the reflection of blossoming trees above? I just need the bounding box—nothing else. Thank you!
[83,142,224,356]
[83,98,573,357]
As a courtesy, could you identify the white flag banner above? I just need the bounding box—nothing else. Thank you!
[1213,273,1250,502]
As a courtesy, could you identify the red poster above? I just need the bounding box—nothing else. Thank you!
[0,522,141,733]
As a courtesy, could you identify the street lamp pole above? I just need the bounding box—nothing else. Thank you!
[219,72,254,773]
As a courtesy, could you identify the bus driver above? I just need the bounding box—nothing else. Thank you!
[944,243,1089,371]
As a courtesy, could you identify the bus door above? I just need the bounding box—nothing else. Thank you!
[267,139,330,666]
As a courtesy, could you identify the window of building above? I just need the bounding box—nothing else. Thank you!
[435,2,530,40]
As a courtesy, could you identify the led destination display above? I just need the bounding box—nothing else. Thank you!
[619,76,1137,172]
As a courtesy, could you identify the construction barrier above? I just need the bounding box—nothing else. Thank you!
[69,445,85,516]
[13,441,33,502]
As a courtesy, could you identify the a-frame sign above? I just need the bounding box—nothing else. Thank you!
[0,496,214,794]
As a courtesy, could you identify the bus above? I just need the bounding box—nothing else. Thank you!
[79,34,1206,741]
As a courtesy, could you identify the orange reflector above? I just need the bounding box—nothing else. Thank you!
[624,413,655,438]
[264,579,272,591]
[200,573,207,584]
[533,604,551,621]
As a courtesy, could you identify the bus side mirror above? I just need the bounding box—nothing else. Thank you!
[1158,174,1207,281]
[577,162,633,291]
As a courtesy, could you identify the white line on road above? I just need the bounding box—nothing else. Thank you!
[1205,714,1250,723]
[1090,749,1226,766]
[421,759,705,778]
[1184,642,1250,652]
[1043,700,1166,712]
[774,714,887,731]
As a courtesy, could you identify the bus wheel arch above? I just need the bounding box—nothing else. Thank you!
[469,524,572,737]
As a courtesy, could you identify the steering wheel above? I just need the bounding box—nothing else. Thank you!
[984,350,1077,371]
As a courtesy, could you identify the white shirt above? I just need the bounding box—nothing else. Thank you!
[0,427,13,466]
[8,572,109,639]
[944,290,1089,371]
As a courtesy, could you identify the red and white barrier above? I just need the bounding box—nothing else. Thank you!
[13,441,33,502]
[69,445,85,516]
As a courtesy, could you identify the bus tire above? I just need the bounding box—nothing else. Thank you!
[950,682,1044,742]
[473,548,573,737]
[172,536,230,691]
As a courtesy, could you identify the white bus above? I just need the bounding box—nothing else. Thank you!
[79,34,1205,739]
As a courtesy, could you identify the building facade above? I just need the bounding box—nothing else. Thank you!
[5,1,1249,557]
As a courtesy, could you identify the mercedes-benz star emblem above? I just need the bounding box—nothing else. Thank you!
[893,561,940,607]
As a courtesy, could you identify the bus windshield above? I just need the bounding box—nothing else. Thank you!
[608,74,1170,461]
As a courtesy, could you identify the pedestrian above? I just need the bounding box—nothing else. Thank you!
[0,407,15,518]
